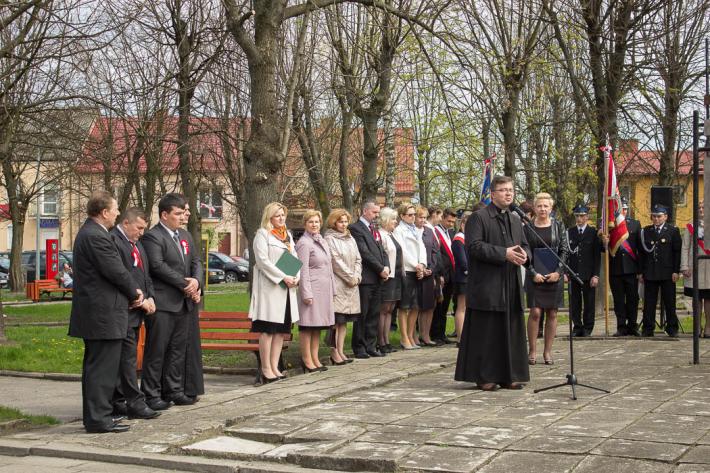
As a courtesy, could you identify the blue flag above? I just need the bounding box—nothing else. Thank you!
[480,158,492,204]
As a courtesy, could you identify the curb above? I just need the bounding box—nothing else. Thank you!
[0,370,80,381]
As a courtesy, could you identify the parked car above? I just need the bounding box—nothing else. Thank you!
[0,250,74,283]
[208,251,248,282]
[206,267,226,284]
[0,257,8,288]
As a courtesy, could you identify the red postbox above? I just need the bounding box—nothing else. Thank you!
[46,239,59,280]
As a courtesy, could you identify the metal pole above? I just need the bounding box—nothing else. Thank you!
[692,111,700,365]
[34,153,41,282]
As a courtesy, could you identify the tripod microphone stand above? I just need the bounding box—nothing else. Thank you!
[510,205,610,400]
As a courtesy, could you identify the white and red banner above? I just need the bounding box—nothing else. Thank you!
[602,144,629,257]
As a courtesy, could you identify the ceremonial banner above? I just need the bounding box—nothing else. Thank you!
[480,156,493,205]
[602,144,629,256]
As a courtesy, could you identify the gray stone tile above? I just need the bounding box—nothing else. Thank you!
[476,451,581,473]
[427,424,529,449]
[292,441,414,472]
[181,435,275,458]
[681,445,710,464]
[592,438,690,462]
[546,409,640,437]
[285,421,366,442]
[225,415,315,442]
[356,424,446,445]
[263,440,344,459]
[507,434,604,454]
[393,403,493,428]
[614,414,710,444]
[338,387,466,403]
[674,464,710,473]
[572,455,672,473]
[398,444,497,472]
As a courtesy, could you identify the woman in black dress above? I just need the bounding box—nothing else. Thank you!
[525,192,568,365]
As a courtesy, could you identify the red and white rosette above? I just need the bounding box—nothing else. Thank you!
[180,239,189,255]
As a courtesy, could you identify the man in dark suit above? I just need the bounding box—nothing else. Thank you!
[454,175,531,390]
[68,191,143,433]
[349,200,389,358]
[432,208,457,345]
[603,198,642,336]
[567,205,601,337]
[640,204,682,337]
[141,193,204,409]
[110,207,160,420]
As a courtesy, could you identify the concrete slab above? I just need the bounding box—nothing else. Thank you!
[225,415,316,443]
[356,424,446,445]
[182,436,276,459]
[614,414,710,444]
[285,421,367,442]
[592,438,690,462]
[572,455,673,473]
[398,444,497,472]
[674,465,710,473]
[507,434,605,454]
[427,425,527,449]
[680,445,710,464]
[475,451,581,473]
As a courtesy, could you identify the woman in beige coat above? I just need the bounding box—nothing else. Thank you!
[324,209,362,364]
[249,202,300,383]
[681,199,710,337]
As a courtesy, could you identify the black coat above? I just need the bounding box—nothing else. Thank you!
[68,219,140,340]
[640,223,682,281]
[141,224,204,313]
[465,203,531,312]
[349,220,387,285]
[567,225,601,281]
[422,226,442,277]
[110,226,155,328]
[434,225,454,283]
[608,218,641,276]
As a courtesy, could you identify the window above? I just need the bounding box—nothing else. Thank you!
[198,187,223,219]
[673,185,687,207]
[41,184,58,216]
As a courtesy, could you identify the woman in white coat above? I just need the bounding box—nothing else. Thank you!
[681,199,710,338]
[378,207,403,353]
[393,202,427,349]
[324,209,361,364]
[249,202,300,384]
[296,210,336,372]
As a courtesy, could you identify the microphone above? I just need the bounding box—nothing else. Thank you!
[509,203,531,222]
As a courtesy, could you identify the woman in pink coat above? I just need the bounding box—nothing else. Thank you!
[296,209,336,372]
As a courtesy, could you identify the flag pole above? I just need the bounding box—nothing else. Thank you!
[602,142,610,337]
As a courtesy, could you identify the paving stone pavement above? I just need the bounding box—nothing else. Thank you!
[1,335,710,472]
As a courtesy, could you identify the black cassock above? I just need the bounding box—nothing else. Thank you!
[455,204,530,385]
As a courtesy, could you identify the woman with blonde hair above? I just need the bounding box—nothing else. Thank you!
[296,209,336,372]
[378,207,403,353]
[325,209,361,363]
[393,202,427,349]
[525,192,568,365]
[249,202,300,384]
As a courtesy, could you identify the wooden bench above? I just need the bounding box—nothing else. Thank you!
[27,279,73,302]
[199,311,291,383]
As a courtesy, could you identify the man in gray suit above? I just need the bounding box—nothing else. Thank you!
[69,191,143,433]
[141,193,203,408]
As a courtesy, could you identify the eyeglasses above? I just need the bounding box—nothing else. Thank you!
[405,213,416,216]
[493,188,514,194]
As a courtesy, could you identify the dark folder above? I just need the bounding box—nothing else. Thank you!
[276,250,303,289]
[533,248,557,275]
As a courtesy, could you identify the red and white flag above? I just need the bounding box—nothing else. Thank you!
[602,144,629,257]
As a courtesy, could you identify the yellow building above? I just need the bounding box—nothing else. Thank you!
[616,140,700,228]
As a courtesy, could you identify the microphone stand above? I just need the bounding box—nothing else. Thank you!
[511,206,610,400]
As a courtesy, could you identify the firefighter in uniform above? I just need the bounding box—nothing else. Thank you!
[640,204,681,337]
[567,205,601,336]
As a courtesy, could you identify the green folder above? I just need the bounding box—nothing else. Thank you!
[277,250,303,289]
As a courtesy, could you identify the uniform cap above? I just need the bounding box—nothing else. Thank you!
[572,205,589,215]
[651,204,668,215]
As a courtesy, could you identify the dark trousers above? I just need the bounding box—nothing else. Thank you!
[113,324,147,411]
[642,279,678,334]
[82,339,122,429]
[352,283,381,354]
[569,279,596,333]
[184,306,204,397]
[141,309,188,401]
[610,274,639,332]
[431,279,453,340]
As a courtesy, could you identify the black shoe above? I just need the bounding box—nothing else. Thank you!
[642,331,654,337]
[112,415,126,423]
[386,344,397,353]
[628,329,641,337]
[128,406,161,419]
[112,403,128,416]
[613,331,625,337]
[169,394,196,405]
[354,352,370,359]
[146,399,171,411]
[582,330,593,337]
[86,422,130,434]
[572,329,583,337]
[666,330,678,338]
[366,350,385,357]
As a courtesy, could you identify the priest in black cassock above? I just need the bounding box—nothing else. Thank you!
[455,175,531,391]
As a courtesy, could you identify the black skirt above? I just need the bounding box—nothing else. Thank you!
[335,312,359,324]
[382,276,402,302]
[684,287,710,299]
[400,272,419,309]
[251,293,293,334]
[418,274,436,311]
[452,282,467,296]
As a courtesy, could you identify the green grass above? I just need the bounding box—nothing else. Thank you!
[0,326,83,373]
[0,291,30,302]
[0,405,59,426]
[4,303,71,323]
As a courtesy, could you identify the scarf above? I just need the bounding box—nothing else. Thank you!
[271,226,292,252]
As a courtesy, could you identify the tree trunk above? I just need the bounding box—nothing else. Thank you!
[359,110,380,203]
[338,111,354,212]
[383,107,396,208]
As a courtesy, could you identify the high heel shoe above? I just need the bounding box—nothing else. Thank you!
[300,361,318,373]
[528,355,536,365]
[543,355,554,365]
[257,371,279,385]
[330,356,347,366]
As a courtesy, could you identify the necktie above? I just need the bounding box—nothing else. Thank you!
[656,226,661,234]
[173,231,185,261]
[579,228,583,235]
[370,224,381,243]
[130,241,143,270]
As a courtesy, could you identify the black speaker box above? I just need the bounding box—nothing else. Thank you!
[651,186,674,224]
